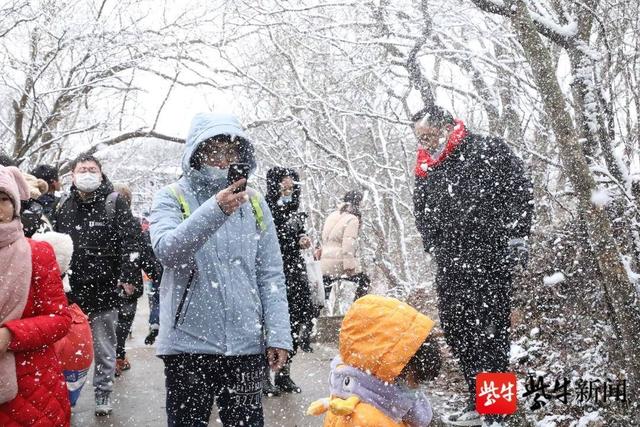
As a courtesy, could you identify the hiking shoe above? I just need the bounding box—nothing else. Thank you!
[95,393,112,416]
[262,378,281,397]
[443,402,482,426]
[275,374,302,393]
[144,328,159,345]
[482,414,507,426]
[115,357,131,377]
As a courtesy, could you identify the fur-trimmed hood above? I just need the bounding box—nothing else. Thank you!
[32,231,74,292]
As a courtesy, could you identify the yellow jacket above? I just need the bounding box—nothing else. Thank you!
[308,295,436,427]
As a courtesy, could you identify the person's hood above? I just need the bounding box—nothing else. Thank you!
[181,112,256,192]
[32,231,74,292]
[23,173,48,199]
[0,165,30,216]
[266,167,301,216]
[31,231,73,274]
[339,295,435,382]
[70,173,114,203]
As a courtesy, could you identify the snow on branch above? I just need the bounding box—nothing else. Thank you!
[470,0,577,50]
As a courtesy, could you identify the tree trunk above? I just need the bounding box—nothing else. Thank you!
[509,0,640,400]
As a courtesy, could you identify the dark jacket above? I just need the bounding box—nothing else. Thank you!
[37,192,59,219]
[413,132,533,269]
[52,176,142,314]
[266,167,313,333]
[140,227,163,283]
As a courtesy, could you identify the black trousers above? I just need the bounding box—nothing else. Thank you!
[283,269,314,354]
[323,272,371,301]
[116,300,137,359]
[162,353,265,427]
[436,261,512,403]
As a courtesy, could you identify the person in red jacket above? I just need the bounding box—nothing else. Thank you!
[0,165,72,426]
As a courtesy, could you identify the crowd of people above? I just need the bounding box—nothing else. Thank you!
[0,105,532,427]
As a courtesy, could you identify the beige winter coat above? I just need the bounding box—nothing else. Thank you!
[320,205,362,277]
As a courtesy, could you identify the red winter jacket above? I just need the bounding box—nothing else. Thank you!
[0,239,72,427]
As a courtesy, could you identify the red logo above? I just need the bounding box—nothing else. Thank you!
[476,372,518,415]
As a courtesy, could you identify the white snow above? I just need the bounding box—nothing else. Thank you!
[620,254,640,283]
[620,255,640,296]
[543,272,566,286]
[536,416,560,426]
[509,343,527,363]
[590,188,611,208]
[530,12,579,38]
[576,411,602,427]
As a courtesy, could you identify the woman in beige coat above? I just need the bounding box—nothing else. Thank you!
[320,191,371,300]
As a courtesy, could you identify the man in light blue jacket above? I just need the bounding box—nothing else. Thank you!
[150,112,292,427]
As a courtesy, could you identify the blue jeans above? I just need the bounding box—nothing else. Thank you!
[147,280,160,327]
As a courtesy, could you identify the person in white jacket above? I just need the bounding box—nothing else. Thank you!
[320,190,370,301]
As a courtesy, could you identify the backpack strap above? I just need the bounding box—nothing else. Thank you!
[168,184,191,220]
[105,192,119,222]
[249,195,267,232]
[55,191,119,222]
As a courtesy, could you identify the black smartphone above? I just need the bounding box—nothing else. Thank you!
[227,163,250,193]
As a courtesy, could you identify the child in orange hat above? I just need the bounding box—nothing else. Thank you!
[308,295,441,426]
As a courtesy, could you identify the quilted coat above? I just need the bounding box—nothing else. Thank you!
[320,205,363,277]
[0,239,72,426]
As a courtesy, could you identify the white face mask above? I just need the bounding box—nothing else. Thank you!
[202,165,228,181]
[277,195,293,206]
[74,172,102,192]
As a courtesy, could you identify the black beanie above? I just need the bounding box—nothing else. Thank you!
[411,105,455,127]
[343,190,363,205]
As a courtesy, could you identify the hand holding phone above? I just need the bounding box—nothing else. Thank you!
[227,163,250,194]
[216,179,248,215]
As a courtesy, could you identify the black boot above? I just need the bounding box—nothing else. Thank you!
[275,363,301,393]
[300,341,314,353]
[299,324,314,353]
[262,370,281,397]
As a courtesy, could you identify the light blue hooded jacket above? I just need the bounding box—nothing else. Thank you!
[149,112,292,356]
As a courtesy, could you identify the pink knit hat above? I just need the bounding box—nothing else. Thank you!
[0,166,30,216]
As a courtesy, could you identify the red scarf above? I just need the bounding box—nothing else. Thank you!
[414,119,468,178]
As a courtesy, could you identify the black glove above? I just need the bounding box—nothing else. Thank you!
[507,238,529,269]
[144,328,159,345]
